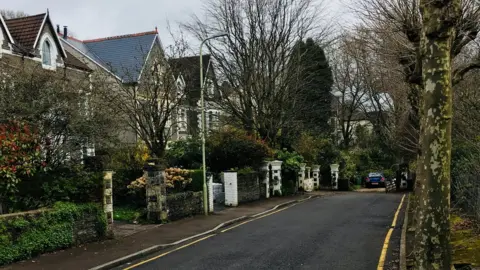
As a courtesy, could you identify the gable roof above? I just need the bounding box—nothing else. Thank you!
[169,54,212,89]
[0,14,14,44]
[64,50,91,71]
[5,13,44,50]
[63,31,159,83]
[5,13,66,58]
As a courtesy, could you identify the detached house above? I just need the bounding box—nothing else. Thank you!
[0,12,90,72]
[59,28,192,145]
[169,54,222,138]
[0,12,95,160]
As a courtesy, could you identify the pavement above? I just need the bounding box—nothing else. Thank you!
[118,192,405,270]
[2,192,335,270]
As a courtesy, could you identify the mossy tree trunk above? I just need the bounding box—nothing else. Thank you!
[414,0,460,269]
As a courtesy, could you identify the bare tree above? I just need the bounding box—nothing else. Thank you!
[353,0,480,155]
[0,61,117,167]
[183,0,331,146]
[331,34,381,148]
[0,10,28,19]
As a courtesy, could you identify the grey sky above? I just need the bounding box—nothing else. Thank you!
[1,0,356,48]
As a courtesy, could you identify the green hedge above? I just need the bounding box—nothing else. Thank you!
[0,202,106,266]
[11,166,104,212]
[186,169,204,192]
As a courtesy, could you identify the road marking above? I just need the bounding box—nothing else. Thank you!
[391,195,405,228]
[123,234,215,270]
[377,194,406,270]
[124,202,299,269]
[220,204,296,233]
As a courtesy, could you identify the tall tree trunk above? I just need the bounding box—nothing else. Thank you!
[414,1,460,269]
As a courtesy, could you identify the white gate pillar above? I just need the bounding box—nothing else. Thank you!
[298,163,306,190]
[330,164,340,190]
[312,165,320,190]
[223,171,238,206]
[270,160,283,196]
[261,161,271,198]
[208,174,214,212]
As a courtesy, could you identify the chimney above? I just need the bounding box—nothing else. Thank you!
[63,26,68,39]
[56,24,60,34]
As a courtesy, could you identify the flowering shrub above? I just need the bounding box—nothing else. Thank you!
[127,168,193,193]
[127,175,146,190]
[165,168,192,192]
[0,121,43,195]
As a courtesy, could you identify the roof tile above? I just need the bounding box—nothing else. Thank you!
[5,13,45,49]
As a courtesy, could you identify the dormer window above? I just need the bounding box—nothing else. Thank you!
[42,40,52,66]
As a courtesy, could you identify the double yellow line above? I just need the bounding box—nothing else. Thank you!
[124,204,296,270]
[377,194,406,270]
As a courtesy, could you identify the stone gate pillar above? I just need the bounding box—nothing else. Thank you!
[330,164,340,190]
[103,171,114,225]
[312,165,320,190]
[270,160,283,196]
[261,161,271,198]
[144,164,168,222]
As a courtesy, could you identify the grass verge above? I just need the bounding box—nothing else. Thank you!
[113,206,146,223]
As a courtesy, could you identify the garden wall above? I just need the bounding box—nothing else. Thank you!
[238,173,260,203]
[0,203,107,266]
[166,191,203,221]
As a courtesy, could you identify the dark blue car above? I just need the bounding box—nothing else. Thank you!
[365,172,385,188]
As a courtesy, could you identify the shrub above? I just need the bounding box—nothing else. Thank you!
[186,169,204,192]
[164,168,193,192]
[112,168,144,207]
[0,121,43,213]
[127,168,193,194]
[275,149,304,192]
[207,128,273,173]
[0,202,106,266]
[275,149,304,174]
[104,143,150,208]
[165,138,202,169]
[11,166,104,211]
[293,133,323,164]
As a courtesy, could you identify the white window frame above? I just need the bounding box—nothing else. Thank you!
[39,33,57,70]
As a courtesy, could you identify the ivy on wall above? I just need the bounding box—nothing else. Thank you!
[0,202,106,266]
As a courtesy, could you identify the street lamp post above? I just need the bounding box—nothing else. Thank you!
[332,91,343,147]
[200,33,227,216]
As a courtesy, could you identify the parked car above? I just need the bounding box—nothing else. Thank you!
[365,172,385,188]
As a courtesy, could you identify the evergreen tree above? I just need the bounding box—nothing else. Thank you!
[294,38,334,135]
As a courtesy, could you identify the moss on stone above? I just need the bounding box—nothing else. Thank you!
[451,214,480,266]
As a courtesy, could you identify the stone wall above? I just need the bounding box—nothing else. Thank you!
[237,172,260,203]
[0,203,107,266]
[166,191,203,221]
[73,211,106,244]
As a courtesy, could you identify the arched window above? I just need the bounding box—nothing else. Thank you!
[42,40,52,66]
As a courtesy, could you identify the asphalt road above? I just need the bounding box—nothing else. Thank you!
[125,192,404,270]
